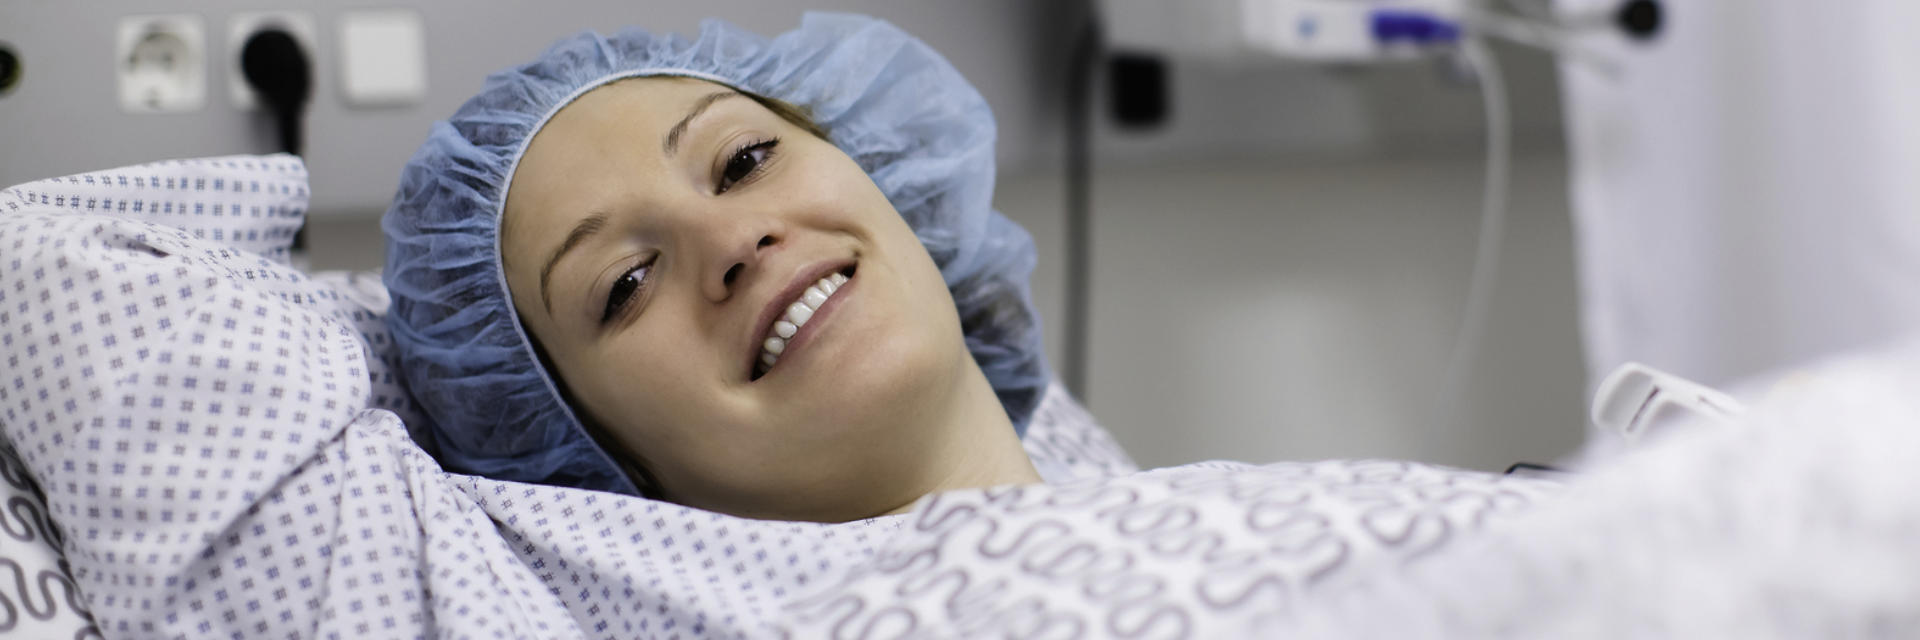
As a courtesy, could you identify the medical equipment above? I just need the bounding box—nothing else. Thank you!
[1511,360,1746,471]
[1098,0,1658,61]
[1075,1,1503,402]
[1081,0,1659,429]
[1591,362,1747,444]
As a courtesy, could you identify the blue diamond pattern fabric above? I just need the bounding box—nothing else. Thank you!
[0,156,915,638]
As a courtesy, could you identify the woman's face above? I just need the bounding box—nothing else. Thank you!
[501,77,973,521]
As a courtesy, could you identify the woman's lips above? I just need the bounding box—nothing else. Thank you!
[748,262,856,381]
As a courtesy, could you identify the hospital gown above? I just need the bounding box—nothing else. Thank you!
[0,159,907,638]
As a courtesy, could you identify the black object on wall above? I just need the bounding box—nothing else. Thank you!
[1616,0,1662,40]
[0,42,20,98]
[240,29,312,251]
[1107,51,1169,129]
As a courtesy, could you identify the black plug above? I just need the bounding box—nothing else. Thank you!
[1107,51,1170,130]
[1616,0,1662,41]
[240,29,311,155]
[0,42,20,98]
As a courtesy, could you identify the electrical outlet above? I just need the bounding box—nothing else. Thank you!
[116,14,208,113]
[227,11,316,110]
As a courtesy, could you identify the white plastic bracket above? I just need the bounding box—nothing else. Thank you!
[1591,362,1747,444]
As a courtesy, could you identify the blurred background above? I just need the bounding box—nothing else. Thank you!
[4,0,1916,473]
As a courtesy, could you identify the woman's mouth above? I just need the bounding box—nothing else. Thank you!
[753,265,854,380]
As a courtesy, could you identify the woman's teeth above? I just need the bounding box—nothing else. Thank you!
[757,272,849,375]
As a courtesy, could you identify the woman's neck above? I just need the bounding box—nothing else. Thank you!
[876,363,1043,517]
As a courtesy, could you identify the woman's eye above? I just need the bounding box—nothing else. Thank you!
[602,262,650,323]
[717,138,778,194]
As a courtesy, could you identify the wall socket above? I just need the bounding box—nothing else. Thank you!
[227,10,317,110]
[116,14,208,113]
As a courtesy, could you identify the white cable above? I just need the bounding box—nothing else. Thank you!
[1459,9,1565,52]
[1438,36,1510,432]
[1455,8,1623,78]
[1496,0,1557,22]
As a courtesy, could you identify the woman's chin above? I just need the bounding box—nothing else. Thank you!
[764,304,953,392]
[771,335,961,432]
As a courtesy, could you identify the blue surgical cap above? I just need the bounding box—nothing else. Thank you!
[382,13,1049,495]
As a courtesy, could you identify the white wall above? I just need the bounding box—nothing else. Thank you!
[996,147,1586,471]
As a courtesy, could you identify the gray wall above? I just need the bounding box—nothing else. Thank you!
[997,147,1586,473]
[0,2,1564,212]
[0,1,1067,214]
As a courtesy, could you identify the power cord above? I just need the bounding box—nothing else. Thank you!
[239,28,312,255]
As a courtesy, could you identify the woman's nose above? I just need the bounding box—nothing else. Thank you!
[703,225,781,302]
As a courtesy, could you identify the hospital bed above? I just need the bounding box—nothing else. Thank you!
[4,155,1916,638]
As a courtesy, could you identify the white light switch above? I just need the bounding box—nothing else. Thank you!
[338,9,426,107]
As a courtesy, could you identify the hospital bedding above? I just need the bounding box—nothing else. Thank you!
[0,440,98,638]
[781,459,1564,638]
[4,155,1918,638]
[784,343,1920,637]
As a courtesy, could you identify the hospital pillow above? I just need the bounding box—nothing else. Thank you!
[0,155,434,436]
[1,155,306,264]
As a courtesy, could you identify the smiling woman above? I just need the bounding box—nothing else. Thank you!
[498,76,1038,521]
[382,14,1053,522]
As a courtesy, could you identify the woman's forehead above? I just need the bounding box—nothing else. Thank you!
[509,79,730,215]
[554,76,733,129]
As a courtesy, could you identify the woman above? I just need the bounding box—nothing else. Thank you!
[384,13,1052,522]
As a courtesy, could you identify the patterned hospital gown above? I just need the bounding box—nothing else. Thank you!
[0,157,925,639]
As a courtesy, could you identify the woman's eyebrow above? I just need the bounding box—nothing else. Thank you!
[663,91,741,157]
[540,211,609,315]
